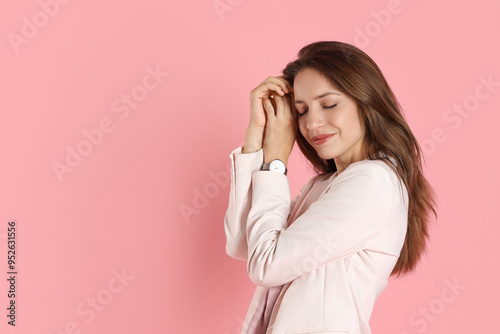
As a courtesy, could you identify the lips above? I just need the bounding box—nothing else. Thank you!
[312,134,335,141]
[312,133,336,145]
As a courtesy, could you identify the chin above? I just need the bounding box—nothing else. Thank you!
[315,147,335,159]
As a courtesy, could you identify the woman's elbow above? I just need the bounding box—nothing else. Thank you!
[226,243,248,261]
[247,261,284,288]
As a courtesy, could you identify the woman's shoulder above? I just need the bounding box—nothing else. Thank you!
[340,152,399,179]
[302,159,394,188]
[336,155,407,201]
[303,152,403,191]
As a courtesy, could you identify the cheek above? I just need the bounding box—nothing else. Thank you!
[324,111,340,124]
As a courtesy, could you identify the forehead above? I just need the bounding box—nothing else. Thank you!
[293,68,341,98]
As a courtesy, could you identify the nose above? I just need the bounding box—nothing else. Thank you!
[305,107,324,131]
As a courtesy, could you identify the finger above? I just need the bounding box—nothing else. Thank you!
[265,77,289,95]
[275,75,293,93]
[273,94,285,118]
[282,93,294,119]
[265,83,285,97]
[262,97,276,118]
[286,92,298,120]
[278,79,292,94]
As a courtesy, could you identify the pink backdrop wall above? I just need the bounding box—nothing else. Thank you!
[1,0,499,333]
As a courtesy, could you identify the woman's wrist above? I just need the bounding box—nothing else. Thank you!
[243,126,264,153]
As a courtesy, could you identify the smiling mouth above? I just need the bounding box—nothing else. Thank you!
[312,134,335,145]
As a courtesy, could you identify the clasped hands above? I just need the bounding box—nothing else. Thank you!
[245,75,298,168]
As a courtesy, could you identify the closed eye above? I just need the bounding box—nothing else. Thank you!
[297,104,337,117]
[324,104,337,109]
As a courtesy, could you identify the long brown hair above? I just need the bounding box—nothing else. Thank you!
[282,41,438,277]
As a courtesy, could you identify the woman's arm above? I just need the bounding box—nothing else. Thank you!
[224,145,263,260]
[224,144,306,261]
[225,74,294,260]
[245,162,403,287]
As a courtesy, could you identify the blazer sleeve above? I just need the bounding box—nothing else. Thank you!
[245,162,398,287]
[224,145,264,260]
[224,145,307,261]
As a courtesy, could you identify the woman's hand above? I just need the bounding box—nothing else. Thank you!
[262,91,298,167]
[243,75,294,154]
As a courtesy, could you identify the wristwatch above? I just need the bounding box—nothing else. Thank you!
[261,159,288,175]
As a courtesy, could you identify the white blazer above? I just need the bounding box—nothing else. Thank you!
[224,145,409,334]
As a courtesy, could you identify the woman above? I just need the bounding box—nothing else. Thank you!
[224,41,438,334]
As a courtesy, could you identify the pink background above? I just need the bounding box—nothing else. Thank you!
[1,0,499,333]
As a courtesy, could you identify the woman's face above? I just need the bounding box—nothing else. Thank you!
[293,67,367,171]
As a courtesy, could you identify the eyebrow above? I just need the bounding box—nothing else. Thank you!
[294,92,340,104]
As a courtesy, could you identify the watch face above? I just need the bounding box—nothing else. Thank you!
[270,160,286,174]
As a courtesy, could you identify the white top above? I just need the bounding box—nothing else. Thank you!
[224,145,409,334]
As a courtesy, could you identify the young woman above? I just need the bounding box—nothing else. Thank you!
[224,41,438,334]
